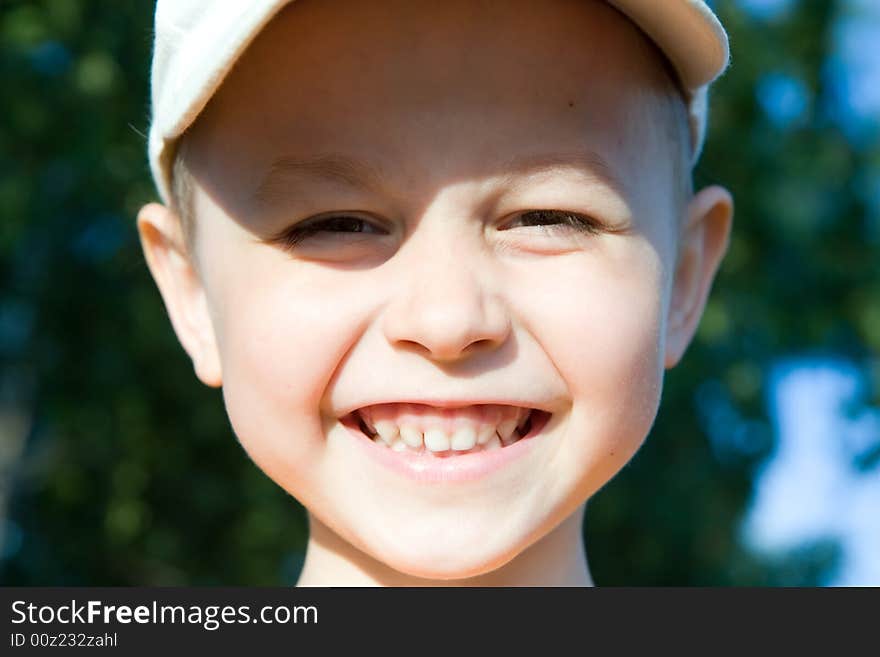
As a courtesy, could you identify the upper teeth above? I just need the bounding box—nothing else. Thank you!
[356,403,533,453]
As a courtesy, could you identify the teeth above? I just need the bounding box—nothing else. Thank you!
[450,426,477,451]
[355,406,538,454]
[497,418,519,444]
[484,434,502,451]
[373,420,399,446]
[477,425,497,445]
[399,425,424,449]
[424,428,451,452]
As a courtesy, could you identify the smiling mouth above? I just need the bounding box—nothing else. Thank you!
[340,403,552,456]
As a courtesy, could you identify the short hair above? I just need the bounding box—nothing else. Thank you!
[170,135,197,256]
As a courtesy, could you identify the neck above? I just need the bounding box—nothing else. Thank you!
[296,505,592,587]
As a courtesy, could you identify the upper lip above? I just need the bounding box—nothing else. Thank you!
[338,398,560,418]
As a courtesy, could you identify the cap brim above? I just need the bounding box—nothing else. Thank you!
[150,0,294,204]
[608,0,729,89]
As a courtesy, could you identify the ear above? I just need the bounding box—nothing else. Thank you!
[136,202,223,387]
[664,185,734,369]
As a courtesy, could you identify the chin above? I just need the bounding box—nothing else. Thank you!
[350,512,538,582]
[376,541,520,582]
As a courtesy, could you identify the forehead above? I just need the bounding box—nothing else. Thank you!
[185,0,681,231]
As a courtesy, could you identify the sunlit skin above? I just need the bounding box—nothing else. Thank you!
[137,0,733,586]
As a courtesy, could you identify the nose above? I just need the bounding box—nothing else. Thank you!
[381,239,511,363]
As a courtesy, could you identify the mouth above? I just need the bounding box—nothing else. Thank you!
[340,402,553,458]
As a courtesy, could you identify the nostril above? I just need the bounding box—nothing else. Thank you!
[467,338,499,354]
[395,337,500,363]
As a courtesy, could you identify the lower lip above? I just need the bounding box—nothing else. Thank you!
[339,410,552,483]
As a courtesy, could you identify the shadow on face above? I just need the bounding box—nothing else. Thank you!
[181,0,688,265]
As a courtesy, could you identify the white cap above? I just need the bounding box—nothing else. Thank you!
[147,0,730,205]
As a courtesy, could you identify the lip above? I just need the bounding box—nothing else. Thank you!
[336,398,561,418]
[339,407,554,483]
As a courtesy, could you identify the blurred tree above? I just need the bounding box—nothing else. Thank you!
[0,0,308,585]
[0,0,876,585]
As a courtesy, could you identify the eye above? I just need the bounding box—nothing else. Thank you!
[504,209,604,235]
[274,213,389,250]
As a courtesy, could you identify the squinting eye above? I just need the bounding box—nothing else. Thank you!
[506,209,603,235]
[277,214,388,249]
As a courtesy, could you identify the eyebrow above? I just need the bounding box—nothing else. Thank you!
[251,150,627,207]
[253,154,386,205]
[495,151,627,196]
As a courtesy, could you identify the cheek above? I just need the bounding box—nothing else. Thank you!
[207,258,368,488]
[520,241,667,459]
[577,290,665,459]
[566,282,664,418]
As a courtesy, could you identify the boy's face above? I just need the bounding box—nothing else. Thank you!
[141,0,732,579]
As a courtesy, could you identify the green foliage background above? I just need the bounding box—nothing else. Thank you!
[1,0,877,585]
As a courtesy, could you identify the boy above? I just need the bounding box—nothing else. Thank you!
[137,0,734,586]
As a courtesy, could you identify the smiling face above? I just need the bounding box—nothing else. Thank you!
[138,0,733,582]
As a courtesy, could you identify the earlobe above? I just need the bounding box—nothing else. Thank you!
[136,202,223,387]
[664,185,733,369]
